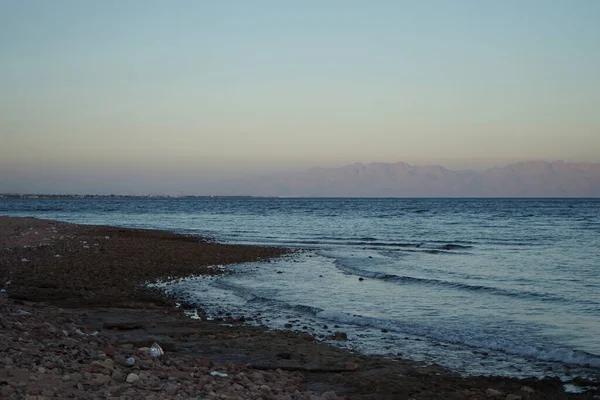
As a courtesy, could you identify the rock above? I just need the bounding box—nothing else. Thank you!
[91,373,111,386]
[520,386,534,395]
[111,370,125,383]
[164,383,179,394]
[90,359,114,374]
[232,383,245,391]
[332,332,348,340]
[486,388,503,397]
[103,345,116,357]
[71,372,83,382]
[44,361,56,370]
[126,373,139,384]
[284,323,293,328]
[260,384,271,394]
[322,391,338,400]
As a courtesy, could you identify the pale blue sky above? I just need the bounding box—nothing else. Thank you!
[1,0,599,193]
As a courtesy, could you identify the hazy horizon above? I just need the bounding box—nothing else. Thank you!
[1,159,599,196]
[2,1,599,194]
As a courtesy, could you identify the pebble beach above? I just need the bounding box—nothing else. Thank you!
[0,216,597,399]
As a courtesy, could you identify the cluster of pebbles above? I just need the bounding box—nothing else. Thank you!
[0,294,344,399]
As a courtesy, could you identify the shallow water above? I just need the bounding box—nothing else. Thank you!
[2,197,599,380]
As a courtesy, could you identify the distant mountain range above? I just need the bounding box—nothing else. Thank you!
[215,161,600,197]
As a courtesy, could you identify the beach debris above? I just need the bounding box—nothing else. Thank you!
[505,394,522,400]
[0,289,6,293]
[54,254,61,257]
[126,356,136,366]
[210,371,228,378]
[75,328,99,336]
[147,342,164,358]
[104,236,110,240]
[21,258,29,262]
[358,277,364,281]
[14,309,31,316]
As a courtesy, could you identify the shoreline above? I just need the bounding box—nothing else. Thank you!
[0,216,597,399]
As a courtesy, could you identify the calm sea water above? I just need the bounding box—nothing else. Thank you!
[2,197,599,382]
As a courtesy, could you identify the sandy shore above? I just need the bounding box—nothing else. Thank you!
[0,216,596,399]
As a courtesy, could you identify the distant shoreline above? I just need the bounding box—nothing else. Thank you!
[2,194,600,199]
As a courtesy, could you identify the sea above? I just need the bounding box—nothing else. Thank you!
[1,197,599,385]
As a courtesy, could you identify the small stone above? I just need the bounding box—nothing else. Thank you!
[103,346,116,357]
[260,385,271,394]
[486,388,503,397]
[520,386,534,395]
[232,383,244,391]
[44,361,56,370]
[165,383,179,394]
[112,370,125,383]
[70,372,83,382]
[126,373,139,383]
[332,332,348,340]
[506,395,522,400]
[62,374,71,382]
[322,391,338,400]
[92,373,111,386]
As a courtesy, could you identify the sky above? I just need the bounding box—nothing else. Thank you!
[1,0,599,194]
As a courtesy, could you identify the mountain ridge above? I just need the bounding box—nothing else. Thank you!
[215,160,600,197]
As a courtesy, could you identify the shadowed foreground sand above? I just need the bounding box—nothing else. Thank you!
[0,216,596,399]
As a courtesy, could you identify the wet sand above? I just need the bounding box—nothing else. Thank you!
[0,216,596,399]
